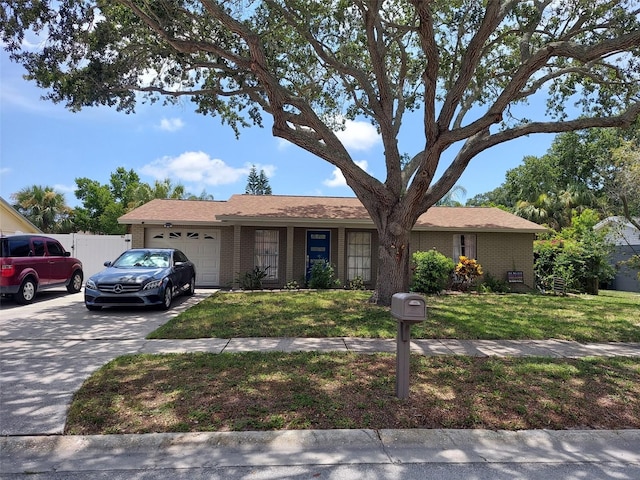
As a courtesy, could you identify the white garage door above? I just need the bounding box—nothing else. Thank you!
[146,228,220,286]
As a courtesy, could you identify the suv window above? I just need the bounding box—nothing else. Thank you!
[46,240,65,256]
[5,238,31,257]
[33,240,46,256]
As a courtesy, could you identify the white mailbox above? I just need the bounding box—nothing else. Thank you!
[390,293,426,323]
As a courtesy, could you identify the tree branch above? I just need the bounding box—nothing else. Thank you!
[437,0,506,132]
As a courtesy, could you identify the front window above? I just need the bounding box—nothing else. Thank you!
[453,234,477,260]
[113,250,170,268]
[347,232,371,281]
[255,230,279,280]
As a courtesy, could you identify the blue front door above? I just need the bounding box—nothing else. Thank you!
[306,230,331,279]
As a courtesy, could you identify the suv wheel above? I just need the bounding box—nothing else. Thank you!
[67,270,83,293]
[16,277,37,305]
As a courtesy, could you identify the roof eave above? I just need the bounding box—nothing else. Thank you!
[118,219,223,226]
[216,216,375,226]
[413,226,547,233]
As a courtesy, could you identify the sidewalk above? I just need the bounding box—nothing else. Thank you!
[136,336,640,358]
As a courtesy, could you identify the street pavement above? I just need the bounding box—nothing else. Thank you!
[1,290,640,478]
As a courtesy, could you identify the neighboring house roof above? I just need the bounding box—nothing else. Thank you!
[595,216,640,246]
[119,195,547,234]
[0,196,42,235]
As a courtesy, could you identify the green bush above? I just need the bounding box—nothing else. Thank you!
[308,260,341,289]
[347,275,366,290]
[236,266,269,290]
[534,234,614,294]
[480,272,510,293]
[284,280,300,290]
[411,249,455,294]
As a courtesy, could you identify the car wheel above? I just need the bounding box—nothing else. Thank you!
[159,283,173,310]
[187,276,196,296]
[67,270,83,293]
[86,304,102,311]
[15,277,37,305]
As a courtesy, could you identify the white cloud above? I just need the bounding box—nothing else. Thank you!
[140,152,276,187]
[53,183,76,194]
[276,119,380,152]
[277,138,292,150]
[334,119,380,151]
[0,82,52,114]
[323,160,369,188]
[252,163,276,178]
[157,117,185,132]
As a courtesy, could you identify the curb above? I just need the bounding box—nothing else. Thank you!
[3,429,640,474]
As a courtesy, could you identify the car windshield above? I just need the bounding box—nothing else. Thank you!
[113,251,170,268]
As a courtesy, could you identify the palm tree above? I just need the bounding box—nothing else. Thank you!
[515,193,558,230]
[11,185,73,233]
[515,187,594,231]
[126,179,187,210]
[436,185,467,206]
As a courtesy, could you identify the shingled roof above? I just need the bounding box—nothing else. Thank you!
[119,195,547,233]
[118,199,231,225]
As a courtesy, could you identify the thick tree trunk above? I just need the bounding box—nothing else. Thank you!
[373,223,412,307]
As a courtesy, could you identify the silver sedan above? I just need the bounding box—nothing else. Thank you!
[84,248,196,311]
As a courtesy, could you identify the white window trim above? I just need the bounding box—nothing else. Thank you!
[347,231,372,281]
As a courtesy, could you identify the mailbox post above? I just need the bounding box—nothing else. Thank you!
[390,293,427,399]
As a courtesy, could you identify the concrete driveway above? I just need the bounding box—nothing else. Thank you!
[0,289,212,436]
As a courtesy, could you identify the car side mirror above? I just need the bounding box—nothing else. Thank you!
[104,261,112,267]
[63,251,71,257]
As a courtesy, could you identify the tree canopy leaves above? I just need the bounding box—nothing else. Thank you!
[471,123,640,231]
[10,185,74,233]
[3,0,640,303]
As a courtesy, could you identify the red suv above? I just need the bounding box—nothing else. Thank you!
[0,234,83,304]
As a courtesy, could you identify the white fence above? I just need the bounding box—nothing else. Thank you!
[47,233,132,281]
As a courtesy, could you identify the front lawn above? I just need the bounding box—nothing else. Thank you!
[66,289,640,435]
[66,352,640,434]
[150,289,640,342]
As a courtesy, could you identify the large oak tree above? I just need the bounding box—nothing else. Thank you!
[2,0,640,304]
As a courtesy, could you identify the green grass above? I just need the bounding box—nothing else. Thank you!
[67,289,640,434]
[150,289,640,342]
[150,290,394,339]
[65,352,640,434]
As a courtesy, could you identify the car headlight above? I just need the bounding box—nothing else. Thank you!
[143,279,164,290]
[86,279,97,289]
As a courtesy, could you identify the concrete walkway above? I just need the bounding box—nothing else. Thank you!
[136,336,640,358]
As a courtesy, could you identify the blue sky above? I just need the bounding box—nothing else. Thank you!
[1,50,556,209]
